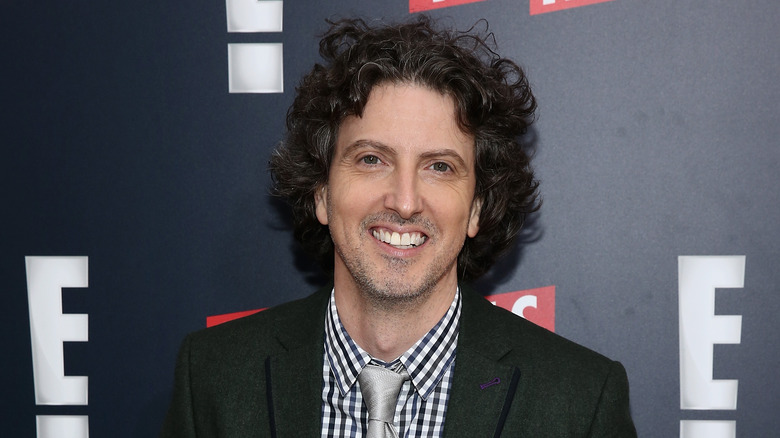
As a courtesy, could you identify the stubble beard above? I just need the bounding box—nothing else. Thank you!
[332,212,461,313]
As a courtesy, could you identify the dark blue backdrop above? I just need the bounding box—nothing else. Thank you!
[3,0,778,436]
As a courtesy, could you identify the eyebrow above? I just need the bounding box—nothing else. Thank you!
[341,140,469,169]
[341,140,395,159]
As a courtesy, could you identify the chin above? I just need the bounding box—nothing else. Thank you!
[355,268,445,310]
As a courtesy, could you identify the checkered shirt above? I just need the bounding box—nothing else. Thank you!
[321,288,461,438]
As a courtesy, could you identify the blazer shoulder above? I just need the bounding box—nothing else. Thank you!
[184,286,330,358]
[460,286,619,374]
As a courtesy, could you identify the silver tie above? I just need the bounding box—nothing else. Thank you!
[357,364,410,438]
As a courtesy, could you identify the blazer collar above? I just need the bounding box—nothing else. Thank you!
[443,285,521,438]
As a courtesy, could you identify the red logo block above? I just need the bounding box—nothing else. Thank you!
[486,286,555,332]
[207,286,556,332]
[409,0,486,14]
[530,0,614,16]
[206,308,265,327]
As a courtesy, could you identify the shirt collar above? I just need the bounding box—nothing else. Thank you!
[324,288,461,401]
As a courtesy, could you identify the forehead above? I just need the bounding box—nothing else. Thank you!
[335,83,475,159]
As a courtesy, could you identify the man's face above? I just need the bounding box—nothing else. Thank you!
[315,83,481,306]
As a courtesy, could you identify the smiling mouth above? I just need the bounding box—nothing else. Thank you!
[372,228,427,249]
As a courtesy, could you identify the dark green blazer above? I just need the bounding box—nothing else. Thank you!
[161,286,636,437]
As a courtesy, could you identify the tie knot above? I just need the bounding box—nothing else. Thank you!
[358,364,409,425]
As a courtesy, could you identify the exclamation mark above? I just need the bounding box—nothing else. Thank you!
[226,0,284,93]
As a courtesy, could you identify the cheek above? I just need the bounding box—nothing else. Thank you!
[429,195,474,230]
[320,181,365,227]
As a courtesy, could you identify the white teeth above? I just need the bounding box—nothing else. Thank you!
[372,229,426,248]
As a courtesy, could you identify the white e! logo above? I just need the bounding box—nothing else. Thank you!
[26,256,90,437]
[678,255,745,438]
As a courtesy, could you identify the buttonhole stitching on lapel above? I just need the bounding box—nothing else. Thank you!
[479,377,501,389]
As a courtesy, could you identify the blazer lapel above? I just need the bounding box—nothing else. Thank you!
[444,349,520,438]
[443,286,523,438]
[264,287,331,438]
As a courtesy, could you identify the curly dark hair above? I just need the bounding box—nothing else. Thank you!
[269,15,540,281]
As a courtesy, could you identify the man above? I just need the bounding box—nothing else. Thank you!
[161,16,637,437]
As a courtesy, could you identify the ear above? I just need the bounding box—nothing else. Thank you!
[467,197,482,238]
[315,185,329,225]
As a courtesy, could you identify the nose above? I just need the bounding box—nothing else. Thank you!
[384,166,423,219]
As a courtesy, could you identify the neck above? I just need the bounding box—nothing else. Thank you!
[333,277,457,362]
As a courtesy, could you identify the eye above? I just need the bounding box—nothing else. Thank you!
[361,155,381,165]
[430,162,450,172]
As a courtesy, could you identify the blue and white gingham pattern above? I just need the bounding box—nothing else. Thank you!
[321,289,461,438]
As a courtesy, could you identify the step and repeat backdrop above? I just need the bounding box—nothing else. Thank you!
[2,0,778,436]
